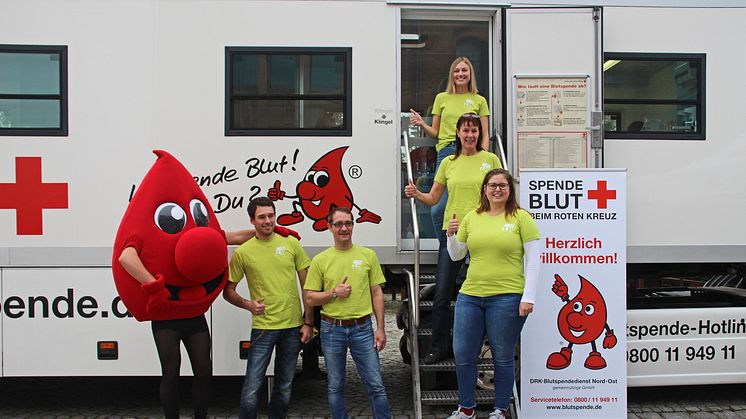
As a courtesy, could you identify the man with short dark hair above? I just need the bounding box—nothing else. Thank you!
[224,196,313,419]
[304,207,391,419]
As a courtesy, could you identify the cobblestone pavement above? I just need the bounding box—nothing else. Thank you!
[0,299,744,418]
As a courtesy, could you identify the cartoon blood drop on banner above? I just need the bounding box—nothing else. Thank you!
[547,274,617,370]
[112,150,228,321]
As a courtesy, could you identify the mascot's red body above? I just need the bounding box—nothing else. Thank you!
[112,150,228,321]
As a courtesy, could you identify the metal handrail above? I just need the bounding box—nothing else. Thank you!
[494,132,510,173]
[402,130,420,328]
[403,268,422,419]
[402,130,422,418]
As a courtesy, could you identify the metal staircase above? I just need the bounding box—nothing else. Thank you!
[401,130,520,418]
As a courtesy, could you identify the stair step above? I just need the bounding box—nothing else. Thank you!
[420,359,493,372]
[420,274,436,285]
[421,389,494,405]
[418,301,455,310]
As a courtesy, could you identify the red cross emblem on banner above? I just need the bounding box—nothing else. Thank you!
[0,157,69,235]
[587,180,617,209]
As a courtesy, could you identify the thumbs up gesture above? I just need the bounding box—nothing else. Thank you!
[334,276,352,299]
[267,180,286,201]
[447,213,459,237]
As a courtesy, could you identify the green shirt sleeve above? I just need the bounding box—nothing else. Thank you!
[291,237,312,271]
[517,209,540,243]
[367,250,386,287]
[228,248,245,283]
[304,258,323,291]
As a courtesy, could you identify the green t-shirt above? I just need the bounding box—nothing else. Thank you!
[229,234,311,330]
[434,150,502,229]
[431,92,490,151]
[304,245,386,320]
[457,209,540,297]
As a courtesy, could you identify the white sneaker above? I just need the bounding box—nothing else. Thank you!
[447,408,476,419]
[488,409,508,419]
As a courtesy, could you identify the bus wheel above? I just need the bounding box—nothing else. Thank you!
[399,335,412,365]
[477,339,495,390]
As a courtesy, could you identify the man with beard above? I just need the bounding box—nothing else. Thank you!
[223,196,313,419]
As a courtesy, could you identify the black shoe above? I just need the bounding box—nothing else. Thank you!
[422,351,446,365]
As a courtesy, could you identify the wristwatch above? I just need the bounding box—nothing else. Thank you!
[331,290,338,299]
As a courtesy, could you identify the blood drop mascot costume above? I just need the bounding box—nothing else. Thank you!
[113,150,249,419]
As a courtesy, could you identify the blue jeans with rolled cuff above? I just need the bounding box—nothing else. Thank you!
[453,293,526,411]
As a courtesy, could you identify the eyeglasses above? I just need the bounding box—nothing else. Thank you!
[331,221,354,228]
[486,182,510,190]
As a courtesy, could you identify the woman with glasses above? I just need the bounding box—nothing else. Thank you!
[404,113,501,365]
[409,57,490,235]
[444,168,540,419]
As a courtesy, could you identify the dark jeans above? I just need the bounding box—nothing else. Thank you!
[430,229,466,356]
[239,327,301,419]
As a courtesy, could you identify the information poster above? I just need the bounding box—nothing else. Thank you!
[520,169,627,418]
[516,77,589,169]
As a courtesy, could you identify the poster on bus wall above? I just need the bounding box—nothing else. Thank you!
[515,76,590,170]
[520,169,627,418]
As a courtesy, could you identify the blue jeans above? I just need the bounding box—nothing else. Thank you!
[240,327,301,419]
[320,318,391,419]
[430,229,466,356]
[453,293,526,411]
[430,143,455,232]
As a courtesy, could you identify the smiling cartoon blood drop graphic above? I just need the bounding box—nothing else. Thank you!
[112,150,228,321]
[547,274,617,370]
[557,276,607,345]
[269,146,381,231]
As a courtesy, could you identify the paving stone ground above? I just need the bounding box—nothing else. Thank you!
[0,298,744,418]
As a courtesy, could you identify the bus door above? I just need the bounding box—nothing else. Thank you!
[399,7,498,253]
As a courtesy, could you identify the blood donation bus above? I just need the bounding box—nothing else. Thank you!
[0,0,744,394]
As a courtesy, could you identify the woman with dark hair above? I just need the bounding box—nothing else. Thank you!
[409,56,490,238]
[404,113,501,364]
[445,168,541,419]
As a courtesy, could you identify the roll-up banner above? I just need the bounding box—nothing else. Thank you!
[520,169,627,418]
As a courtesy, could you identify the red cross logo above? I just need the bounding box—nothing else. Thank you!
[0,157,68,235]
[587,180,616,209]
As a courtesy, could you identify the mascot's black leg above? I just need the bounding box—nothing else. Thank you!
[152,321,183,419]
[185,326,212,419]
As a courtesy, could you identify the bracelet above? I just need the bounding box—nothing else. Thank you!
[303,323,314,327]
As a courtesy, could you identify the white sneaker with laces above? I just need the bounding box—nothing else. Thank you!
[488,409,508,419]
[447,408,476,419]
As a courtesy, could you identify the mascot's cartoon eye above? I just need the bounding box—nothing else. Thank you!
[154,202,187,234]
[572,302,582,312]
[305,170,316,182]
[313,170,330,187]
[190,199,209,227]
[584,304,595,315]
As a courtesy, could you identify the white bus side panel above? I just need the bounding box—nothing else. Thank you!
[603,7,746,262]
[1,268,197,377]
[627,307,746,386]
[0,0,399,259]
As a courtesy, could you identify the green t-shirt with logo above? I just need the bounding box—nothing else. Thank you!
[304,245,386,320]
[434,150,502,229]
[431,92,490,151]
[229,234,311,330]
[457,209,540,297]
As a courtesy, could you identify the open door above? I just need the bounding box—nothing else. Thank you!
[505,7,603,174]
